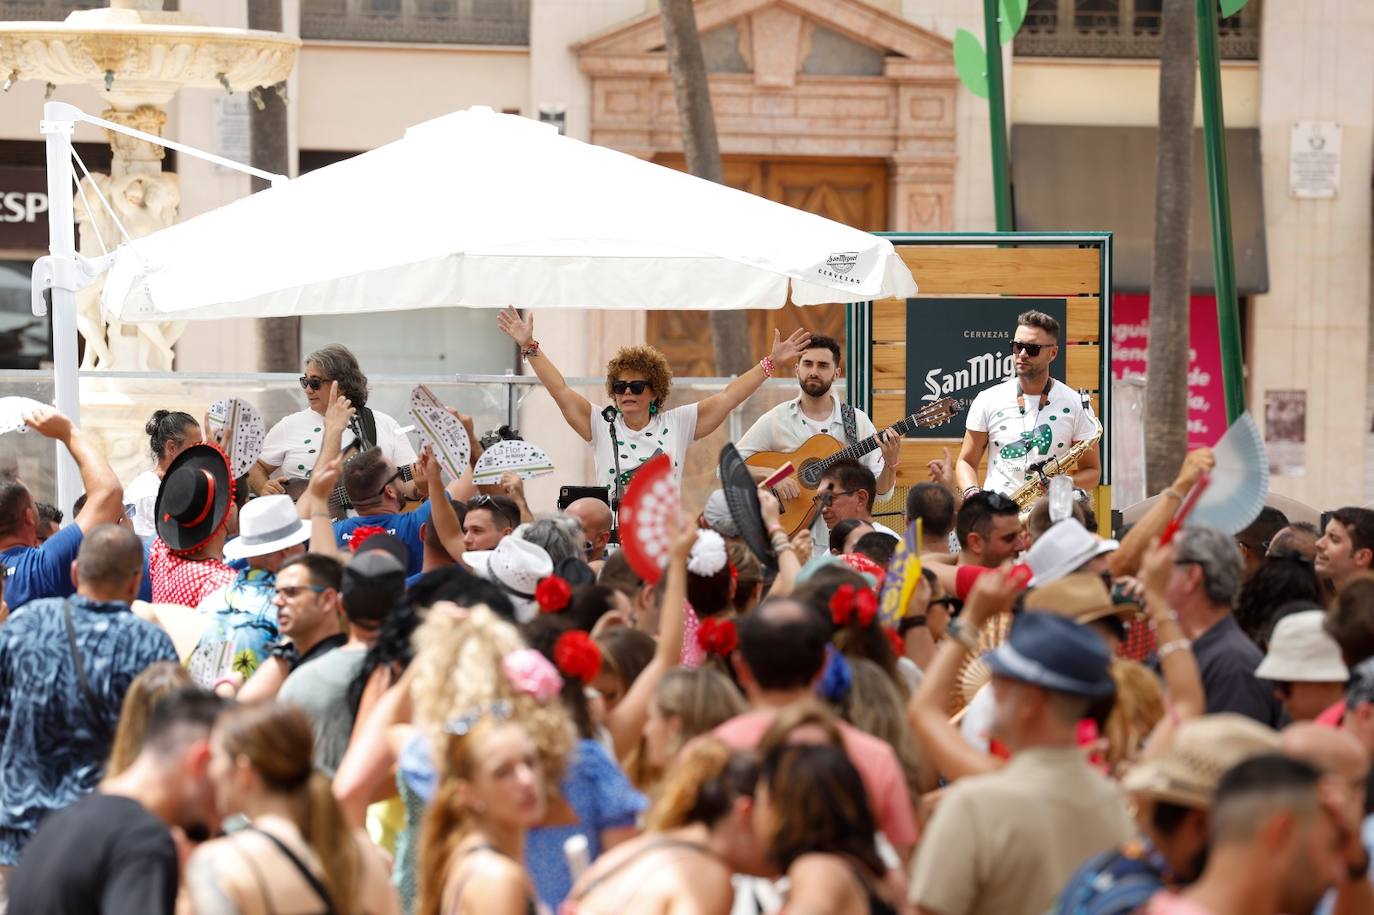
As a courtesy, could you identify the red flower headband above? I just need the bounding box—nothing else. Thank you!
[347,525,387,552]
[554,630,602,684]
[535,575,572,614]
[829,584,878,628]
[696,617,738,657]
[885,626,905,659]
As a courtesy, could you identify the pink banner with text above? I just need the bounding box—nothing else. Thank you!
[1111,294,1226,449]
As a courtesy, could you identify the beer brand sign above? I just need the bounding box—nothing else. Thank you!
[903,298,1067,439]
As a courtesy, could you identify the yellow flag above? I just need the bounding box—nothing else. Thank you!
[879,517,923,626]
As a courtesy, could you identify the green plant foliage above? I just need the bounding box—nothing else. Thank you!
[1219,0,1249,16]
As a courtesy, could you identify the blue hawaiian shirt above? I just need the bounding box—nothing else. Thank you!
[186,567,280,688]
[0,595,178,865]
[1052,837,1178,915]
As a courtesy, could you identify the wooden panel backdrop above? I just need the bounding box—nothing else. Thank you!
[869,244,1102,522]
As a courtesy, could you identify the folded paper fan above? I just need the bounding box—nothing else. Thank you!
[206,397,266,480]
[0,396,47,436]
[1189,412,1269,536]
[409,385,470,483]
[618,453,677,585]
[473,439,555,484]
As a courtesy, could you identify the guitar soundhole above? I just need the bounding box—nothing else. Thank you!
[799,459,824,489]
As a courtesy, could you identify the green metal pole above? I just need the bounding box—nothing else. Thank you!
[983,0,1013,231]
[1196,0,1245,422]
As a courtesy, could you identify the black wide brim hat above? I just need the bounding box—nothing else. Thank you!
[719,443,777,573]
[155,442,235,554]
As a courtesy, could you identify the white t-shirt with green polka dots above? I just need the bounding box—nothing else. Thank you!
[965,379,1097,496]
[589,401,699,496]
[260,407,418,480]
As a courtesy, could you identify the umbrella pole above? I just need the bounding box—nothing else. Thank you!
[40,106,83,516]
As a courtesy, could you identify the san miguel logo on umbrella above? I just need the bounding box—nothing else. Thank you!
[818,251,862,285]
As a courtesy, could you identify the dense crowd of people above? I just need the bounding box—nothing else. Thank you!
[0,311,1372,915]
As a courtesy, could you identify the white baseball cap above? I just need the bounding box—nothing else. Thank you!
[1255,610,1349,683]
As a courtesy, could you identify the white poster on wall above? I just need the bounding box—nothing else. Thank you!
[212,94,252,173]
[1290,121,1341,199]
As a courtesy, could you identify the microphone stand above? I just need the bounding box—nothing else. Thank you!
[602,405,622,546]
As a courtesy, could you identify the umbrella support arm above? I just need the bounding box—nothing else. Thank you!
[37,102,287,514]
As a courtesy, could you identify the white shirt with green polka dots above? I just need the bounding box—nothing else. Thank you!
[260,407,418,480]
[588,401,699,495]
[965,378,1097,496]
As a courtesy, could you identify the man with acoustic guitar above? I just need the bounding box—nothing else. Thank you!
[735,335,902,551]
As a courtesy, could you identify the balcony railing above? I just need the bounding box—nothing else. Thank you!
[300,0,529,46]
[1015,0,1260,59]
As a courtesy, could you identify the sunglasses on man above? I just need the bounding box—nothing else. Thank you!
[298,375,328,391]
[611,380,651,395]
[814,489,858,508]
[1010,341,1050,357]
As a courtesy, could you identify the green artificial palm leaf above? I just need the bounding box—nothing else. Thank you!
[1219,0,1248,17]
[1000,0,1028,43]
[954,29,989,99]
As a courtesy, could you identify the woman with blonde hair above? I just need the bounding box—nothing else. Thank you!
[497,307,811,492]
[186,701,399,914]
[637,668,746,791]
[563,739,766,915]
[418,711,548,915]
[106,660,193,776]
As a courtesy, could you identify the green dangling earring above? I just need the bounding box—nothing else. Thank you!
[649,401,659,416]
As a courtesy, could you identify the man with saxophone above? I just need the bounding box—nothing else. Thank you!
[954,310,1101,502]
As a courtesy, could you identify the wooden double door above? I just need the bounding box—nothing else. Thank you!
[648,155,889,377]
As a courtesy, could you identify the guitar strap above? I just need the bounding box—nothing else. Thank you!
[839,403,859,447]
[352,408,379,453]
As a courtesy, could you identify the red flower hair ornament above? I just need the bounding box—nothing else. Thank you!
[553,630,602,684]
[829,584,878,628]
[347,525,387,552]
[535,575,572,614]
[885,626,906,659]
[696,617,739,657]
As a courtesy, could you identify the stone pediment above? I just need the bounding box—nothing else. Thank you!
[574,0,952,78]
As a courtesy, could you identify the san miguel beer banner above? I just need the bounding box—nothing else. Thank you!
[904,298,1068,439]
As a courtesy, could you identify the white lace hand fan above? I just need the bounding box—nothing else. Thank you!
[1189,412,1269,535]
[0,397,47,435]
[409,385,471,483]
[473,440,555,484]
[206,397,266,479]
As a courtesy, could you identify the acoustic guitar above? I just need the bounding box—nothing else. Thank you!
[744,397,959,536]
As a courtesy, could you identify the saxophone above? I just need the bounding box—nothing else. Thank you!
[1010,389,1102,524]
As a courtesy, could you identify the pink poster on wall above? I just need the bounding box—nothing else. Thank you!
[1111,293,1227,449]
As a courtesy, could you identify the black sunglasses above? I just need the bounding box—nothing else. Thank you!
[299,375,327,391]
[1010,341,1048,357]
[377,468,403,499]
[970,490,1018,512]
[611,380,650,395]
[815,489,858,507]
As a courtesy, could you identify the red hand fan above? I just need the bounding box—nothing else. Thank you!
[617,453,678,585]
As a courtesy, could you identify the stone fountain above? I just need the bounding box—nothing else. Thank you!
[0,0,298,371]
[0,1,298,500]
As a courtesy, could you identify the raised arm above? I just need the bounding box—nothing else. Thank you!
[759,489,801,598]
[24,407,123,531]
[906,566,1024,783]
[334,667,416,828]
[497,306,594,442]
[296,383,354,520]
[1136,539,1206,761]
[306,458,344,558]
[1109,448,1214,579]
[693,328,810,440]
[953,429,987,497]
[420,447,466,564]
[606,520,695,761]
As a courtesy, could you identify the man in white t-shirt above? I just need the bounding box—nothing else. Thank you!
[955,310,1100,499]
[734,335,901,552]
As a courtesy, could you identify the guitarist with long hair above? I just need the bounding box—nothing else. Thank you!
[735,335,902,552]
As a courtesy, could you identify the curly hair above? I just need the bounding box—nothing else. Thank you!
[604,345,674,407]
[306,343,369,409]
[409,606,573,781]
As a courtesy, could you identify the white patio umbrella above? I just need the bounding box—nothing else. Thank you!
[102,106,916,322]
